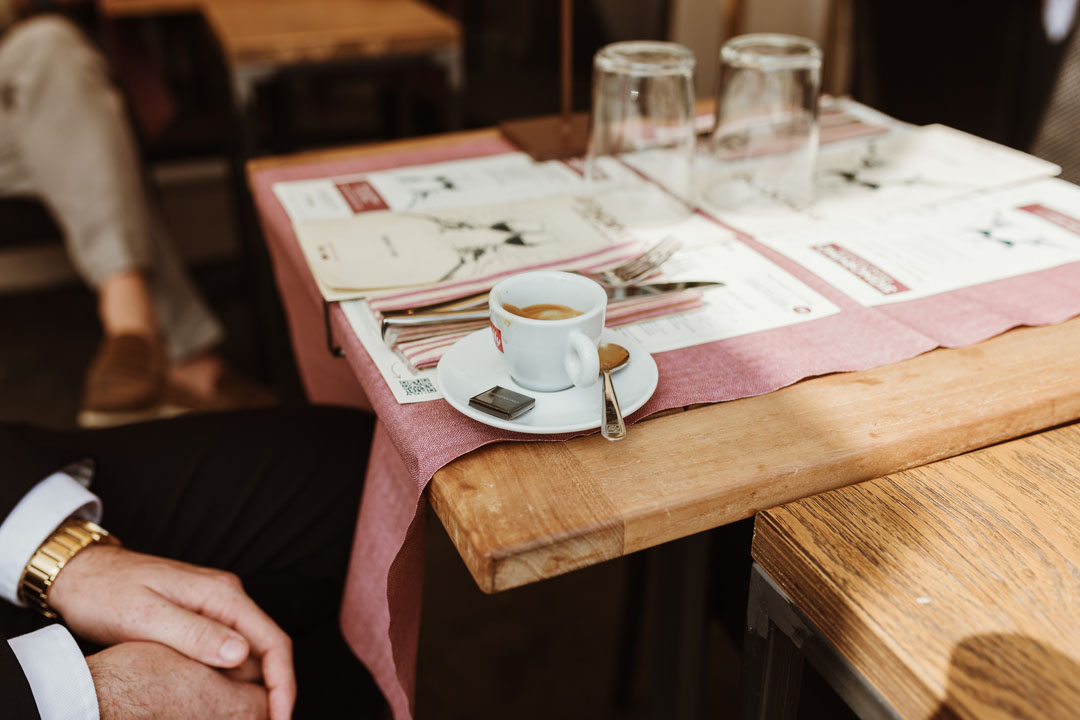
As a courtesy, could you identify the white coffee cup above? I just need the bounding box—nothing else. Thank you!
[488,271,607,392]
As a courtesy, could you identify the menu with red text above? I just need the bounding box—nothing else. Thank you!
[758,178,1080,306]
[702,125,1060,239]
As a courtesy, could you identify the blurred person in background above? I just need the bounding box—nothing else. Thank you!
[0,2,274,427]
[1031,0,1080,181]
[851,0,1077,158]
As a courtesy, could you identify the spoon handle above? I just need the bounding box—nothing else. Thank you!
[601,369,626,441]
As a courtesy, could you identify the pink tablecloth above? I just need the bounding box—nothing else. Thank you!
[249,137,1080,720]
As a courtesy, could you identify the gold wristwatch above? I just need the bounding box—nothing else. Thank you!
[18,519,120,618]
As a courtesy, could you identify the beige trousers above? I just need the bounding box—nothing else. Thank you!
[0,15,223,361]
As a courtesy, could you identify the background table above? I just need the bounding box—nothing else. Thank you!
[745,421,1080,719]
[203,0,462,117]
[99,0,463,126]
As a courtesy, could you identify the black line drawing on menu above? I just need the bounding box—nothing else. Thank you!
[402,213,554,281]
[819,142,968,196]
[824,142,889,190]
[398,174,458,209]
[966,212,1058,249]
[714,140,967,215]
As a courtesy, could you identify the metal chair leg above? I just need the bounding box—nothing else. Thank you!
[742,565,804,720]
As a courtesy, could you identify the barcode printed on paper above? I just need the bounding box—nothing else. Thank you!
[399,378,437,397]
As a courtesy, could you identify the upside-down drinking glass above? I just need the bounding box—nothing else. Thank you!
[584,41,697,227]
[701,33,822,212]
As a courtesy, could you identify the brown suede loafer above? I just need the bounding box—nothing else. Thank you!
[164,367,277,414]
[77,334,176,428]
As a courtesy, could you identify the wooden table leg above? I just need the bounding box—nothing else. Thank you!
[649,532,711,720]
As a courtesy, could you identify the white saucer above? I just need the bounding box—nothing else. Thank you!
[436,328,659,434]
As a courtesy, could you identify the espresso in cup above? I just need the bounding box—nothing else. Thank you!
[502,303,583,321]
[488,271,608,392]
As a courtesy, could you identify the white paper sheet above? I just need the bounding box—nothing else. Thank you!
[759,178,1080,306]
[272,152,642,223]
[340,300,443,404]
[293,193,640,293]
[699,124,1061,238]
[285,109,1066,403]
[610,215,841,354]
[338,212,843,404]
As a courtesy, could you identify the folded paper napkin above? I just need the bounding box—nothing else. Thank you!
[386,289,705,370]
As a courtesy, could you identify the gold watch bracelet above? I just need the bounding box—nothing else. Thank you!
[18,519,120,618]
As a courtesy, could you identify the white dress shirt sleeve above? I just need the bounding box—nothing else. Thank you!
[1,472,103,719]
[1044,0,1080,42]
[0,471,102,606]
[8,625,100,720]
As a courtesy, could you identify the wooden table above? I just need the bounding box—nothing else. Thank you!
[745,421,1080,719]
[247,129,1080,596]
[99,0,463,110]
[207,0,461,112]
[248,126,1080,720]
[98,0,201,16]
[205,0,461,67]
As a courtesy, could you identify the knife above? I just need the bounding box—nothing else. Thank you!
[380,281,723,337]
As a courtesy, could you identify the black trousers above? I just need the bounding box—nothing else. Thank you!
[0,407,383,718]
[851,0,1067,151]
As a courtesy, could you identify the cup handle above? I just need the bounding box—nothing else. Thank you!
[565,331,600,388]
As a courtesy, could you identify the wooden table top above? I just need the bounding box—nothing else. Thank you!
[247,130,1080,595]
[98,0,202,16]
[205,0,460,67]
[753,422,1080,719]
[100,0,461,66]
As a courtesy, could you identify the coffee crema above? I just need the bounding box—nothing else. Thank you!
[502,302,583,321]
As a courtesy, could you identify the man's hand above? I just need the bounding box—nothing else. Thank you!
[87,641,268,720]
[49,545,295,720]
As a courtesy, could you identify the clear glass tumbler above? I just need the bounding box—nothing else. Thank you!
[584,41,696,228]
[702,33,822,212]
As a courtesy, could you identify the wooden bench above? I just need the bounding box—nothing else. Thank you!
[745,422,1080,718]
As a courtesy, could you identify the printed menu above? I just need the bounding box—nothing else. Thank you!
[291,193,638,293]
[270,101,1076,405]
[700,124,1060,238]
[340,211,841,404]
[759,178,1080,307]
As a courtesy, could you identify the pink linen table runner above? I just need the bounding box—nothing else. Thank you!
[249,135,1080,720]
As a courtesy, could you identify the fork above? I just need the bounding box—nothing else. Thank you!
[577,235,683,287]
[381,236,685,318]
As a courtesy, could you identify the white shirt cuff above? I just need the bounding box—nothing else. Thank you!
[0,473,102,605]
[8,625,100,720]
[1044,0,1079,42]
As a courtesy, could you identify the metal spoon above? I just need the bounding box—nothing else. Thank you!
[598,342,631,441]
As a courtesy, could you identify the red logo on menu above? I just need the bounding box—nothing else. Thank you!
[1019,204,1080,235]
[334,180,389,213]
[491,322,503,353]
[811,243,910,295]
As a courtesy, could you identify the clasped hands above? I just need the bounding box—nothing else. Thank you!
[48,545,294,720]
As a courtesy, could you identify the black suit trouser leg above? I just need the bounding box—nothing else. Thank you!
[0,406,382,718]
